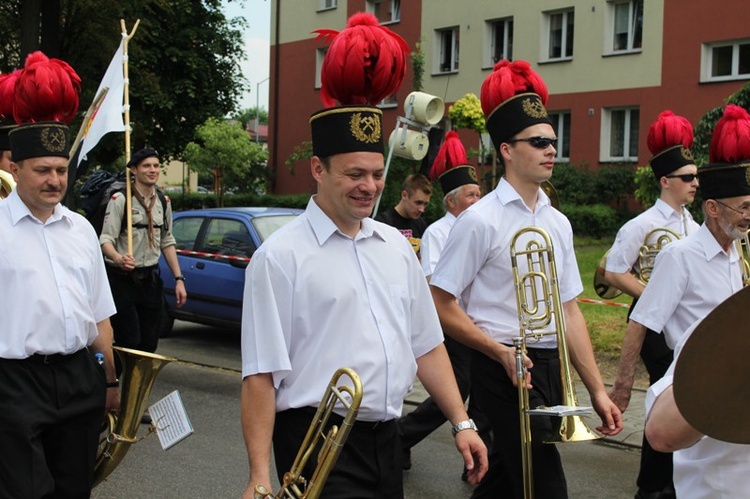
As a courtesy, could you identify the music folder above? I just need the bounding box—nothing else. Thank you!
[148,390,194,450]
[526,405,593,417]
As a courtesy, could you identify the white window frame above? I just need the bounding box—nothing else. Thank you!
[701,39,750,82]
[543,8,574,62]
[434,27,460,74]
[548,111,571,162]
[318,0,337,11]
[365,0,401,24]
[606,0,643,54]
[601,107,640,162]
[377,94,398,109]
[315,48,327,89]
[484,17,513,68]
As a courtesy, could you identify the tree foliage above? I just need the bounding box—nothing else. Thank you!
[693,82,750,167]
[448,93,486,134]
[0,0,247,168]
[183,117,268,194]
[232,107,269,130]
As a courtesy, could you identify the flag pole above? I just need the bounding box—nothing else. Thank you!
[121,19,140,255]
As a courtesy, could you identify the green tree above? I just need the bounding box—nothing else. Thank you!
[0,0,247,167]
[232,107,269,130]
[411,38,425,92]
[449,93,492,187]
[183,117,268,197]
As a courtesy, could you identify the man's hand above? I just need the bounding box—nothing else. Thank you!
[454,429,488,485]
[242,481,273,499]
[608,380,633,413]
[492,342,533,389]
[175,280,187,308]
[117,253,136,271]
[104,387,121,415]
[591,390,624,436]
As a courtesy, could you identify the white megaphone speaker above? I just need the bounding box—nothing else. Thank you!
[405,91,445,126]
[389,128,429,161]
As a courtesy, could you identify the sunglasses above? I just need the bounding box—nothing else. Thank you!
[507,136,558,149]
[665,173,698,183]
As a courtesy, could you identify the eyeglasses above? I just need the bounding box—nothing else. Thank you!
[715,199,750,217]
[665,173,698,183]
[507,136,558,149]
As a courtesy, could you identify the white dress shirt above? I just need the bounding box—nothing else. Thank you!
[630,223,743,349]
[241,196,444,422]
[647,320,750,499]
[420,212,456,277]
[606,198,699,274]
[430,178,583,348]
[0,190,116,358]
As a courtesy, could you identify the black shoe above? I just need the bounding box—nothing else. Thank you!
[402,448,412,471]
[140,411,152,425]
[635,487,675,499]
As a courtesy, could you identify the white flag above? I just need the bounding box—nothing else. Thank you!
[77,40,125,166]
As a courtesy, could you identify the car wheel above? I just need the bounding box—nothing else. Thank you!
[160,300,175,338]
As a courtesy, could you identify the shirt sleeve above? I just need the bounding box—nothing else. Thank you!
[159,196,177,248]
[606,221,642,273]
[629,246,688,332]
[98,193,125,247]
[420,225,441,277]
[557,223,584,303]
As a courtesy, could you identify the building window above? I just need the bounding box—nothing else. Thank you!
[702,40,750,82]
[318,0,337,11]
[485,17,513,67]
[377,94,398,108]
[603,107,639,161]
[315,48,328,89]
[366,0,400,24]
[545,9,574,61]
[610,0,643,52]
[548,111,571,161]
[435,27,460,74]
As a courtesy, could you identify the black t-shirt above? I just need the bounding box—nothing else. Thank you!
[375,207,427,256]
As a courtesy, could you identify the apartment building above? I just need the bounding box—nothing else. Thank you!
[268,0,749,194]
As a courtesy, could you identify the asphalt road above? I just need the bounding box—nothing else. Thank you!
[92,321,642,499]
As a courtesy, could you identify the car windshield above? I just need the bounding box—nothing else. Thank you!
[252,214,298,242]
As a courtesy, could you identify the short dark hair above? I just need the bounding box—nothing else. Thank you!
[402,173,432,196]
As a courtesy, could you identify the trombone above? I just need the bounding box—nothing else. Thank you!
[254,367,363,499]
[510,226,599,499]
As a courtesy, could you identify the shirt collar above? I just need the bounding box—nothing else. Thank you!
[305,196,386,245]
[494,177,551,210]
[6,189,71,226]
[654,198,682,219]
[696,222,740,263]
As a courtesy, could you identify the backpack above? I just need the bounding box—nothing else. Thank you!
[80,170,169,236]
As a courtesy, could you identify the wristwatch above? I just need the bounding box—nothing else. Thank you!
[451,419,478,437]
[175,275,185,282]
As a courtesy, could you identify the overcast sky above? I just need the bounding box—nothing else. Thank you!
[223,0,271,111]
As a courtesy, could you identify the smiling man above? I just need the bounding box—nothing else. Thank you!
[429,60,622,499]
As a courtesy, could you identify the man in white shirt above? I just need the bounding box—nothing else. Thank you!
[0,52,118,498]
[605,111,700,499]
[430,60,622,499]
[397,130,485,475]
[240,14,487,499]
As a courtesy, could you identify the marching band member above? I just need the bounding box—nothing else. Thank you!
[239,13,487,499]
[429,60,622,499]
[605,110,700,499]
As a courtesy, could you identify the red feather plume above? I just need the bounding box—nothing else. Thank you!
[312,12,409,106]
[480,60,549,116]
[647,110,693,156]
[430,131,468,180]
[13,51,81,124]
[0,70,20,120]
[710,104,750,164]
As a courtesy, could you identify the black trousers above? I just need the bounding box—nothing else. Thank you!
[0,350,106,499]
[470,348,568,499]
[397,336,492,452]
[273,407,402,499]
[629,299,674,493]
[107,266,163,353]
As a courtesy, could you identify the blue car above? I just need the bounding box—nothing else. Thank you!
[158,207,302,334]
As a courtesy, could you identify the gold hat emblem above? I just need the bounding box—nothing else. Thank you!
[744,164,750,187]
[522,97,548,119]
[468,167,478,182]
[40,126,66,153]
[350,112,381,144]
[681,146,694,161]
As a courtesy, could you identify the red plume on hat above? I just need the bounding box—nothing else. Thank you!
[480,60,549,116]
[710,104,750,164]
[0,70,20,120]
[13,51,81,125]
[430,131,468,180]
[312,12,409,107]
[647,110,693,156]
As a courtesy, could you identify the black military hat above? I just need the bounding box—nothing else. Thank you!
[700,104,750,200]
[650,145,695,179]
[698,163,750,200]
[647,111,695,179]
[9,122,71,162]
[310,106,383,158]
[485,93,552,151]
[127,148,159,167]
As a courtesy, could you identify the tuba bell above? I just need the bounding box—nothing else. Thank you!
[93,346,175,486]
[0,169,15,199]
[594,227,682,299]
[736,231,750,287]
[511,226,600,499]
[254,367,363,499]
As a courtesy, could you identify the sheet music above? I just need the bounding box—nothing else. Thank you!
[526,405,593,417]
[148,390,194,450]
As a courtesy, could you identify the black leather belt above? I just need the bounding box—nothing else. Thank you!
[298,406,394,431]
[25,349,87,364]
[107,264,157,280]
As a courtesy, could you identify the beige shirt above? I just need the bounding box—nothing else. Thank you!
[99,188,176,267]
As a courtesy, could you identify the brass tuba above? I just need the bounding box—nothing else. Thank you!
[736,231,750,287]
[93,346,175,486]
[511,227,600,499]
[594,227,682,299]
[0,169,15,199]
[254,367,363,499]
